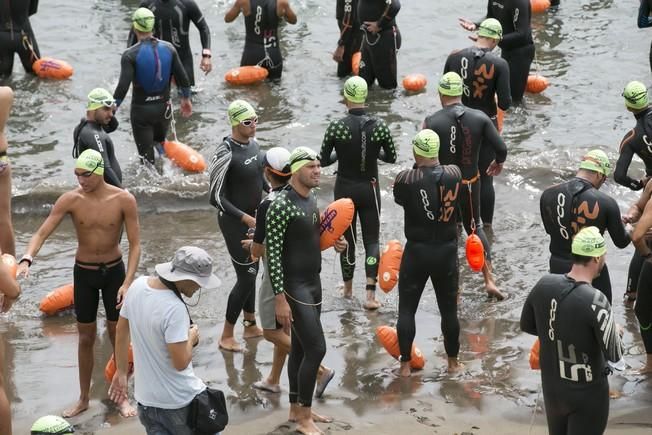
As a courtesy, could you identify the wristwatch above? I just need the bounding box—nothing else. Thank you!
[202,49,212,59]
[19,254,33,266]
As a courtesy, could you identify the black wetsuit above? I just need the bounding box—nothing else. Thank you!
[520,274,624,435]
[444,47,511,225]
[72,118,123,188]
[539,177,631,302]
[423,103,507,260]
[393,164,462,363]
[242,0,283,79]
[483,0,534,104]
[209,136,266,325]
[266,187,325,407]
[129,0,211,87]
[336,0,362,77]
[0,0,40,76]
[357,0,401,89]
[615,107,652,190]
[113,37,190,165]
[320,108,396,285]
[639,0,652,74]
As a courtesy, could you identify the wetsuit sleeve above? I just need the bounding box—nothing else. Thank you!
[393,171,406,206]
[208,141,242,219]
[127,29,137,47]
[171,47,192,98]
[186,0,212,50]
[519,286,538,336]
[266,196,291,295]
[337,0,356,46]
[483,116,507,163]
[378,0,400,30]
[104,139,123,188]
[372,120,397,163]
[104,116,119,134]
[639,0,652,28]
[499,0,531,50]
[113,51,135,108]
[496,59,512,111]
[29,0,39,15]
[605,196,631,248]
[319,121,339,167]
[589,295,624,363]
[253,200,272,244]
[615,131,645,190]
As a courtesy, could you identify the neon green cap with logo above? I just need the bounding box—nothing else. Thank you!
[477,18,503,40]
[75,149,104,176]
[412,129,440,159]
[289,146,319,173]
[343,76,368,104]
[227,100,257,127]
[133,8,155,32]
[623,81,649,110]
[438,72,463,97]
[87,88,115,111]
[578,149,611,176]
[31,415,75,434]
[571,226,607,257]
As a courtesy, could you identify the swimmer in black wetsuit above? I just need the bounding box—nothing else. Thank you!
[540,150,631,303]
[0,0,39,77]
[209,100,266,352]
[225,0,297,80]
[444,18,511,227]
[357,0,401,89]
[320,76,396,310]
[114,8,192,166]
[459,0,535,104]
[129,0,212,88]
[393,130,463,376]
[266,146,345,434]
[639,0,652,75]
[333,0,362,78]
[423,72,507,300]
[73,88,123,188]
[520,227,624,435]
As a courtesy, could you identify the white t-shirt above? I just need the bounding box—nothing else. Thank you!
[121,276,205,409]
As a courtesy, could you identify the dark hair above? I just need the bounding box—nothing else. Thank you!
[571,253,595,266]
[265,168,291,184]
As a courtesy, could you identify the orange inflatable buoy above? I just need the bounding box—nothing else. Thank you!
[531,0,551,13]
[529,338,541,370]
[319,198,355,251]
[1,254,17,278]
[465,233,485,272]
[402,74,427,92]
[32,57,74,80]
[39,283,74,316]
[352,51,361,76]
[526,74,549,94]
[224,66,269,85]
[496,107,505,134]
[163,140,206,173]
[376,325,425,370]
[378,240,403,293]
[104,344,135,383]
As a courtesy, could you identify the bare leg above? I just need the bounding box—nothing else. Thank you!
[107,321,136,418]
[253,329,289,392]
[0,166,15,256]
[482,261,505,300]
[0,338,11,435]
[363,278,381,310]
[399,360,411,377]
[342,280,353,298]
[219,321,242,352]
[295,405,328,434]
[242,312,263,339]
[63,322,96,417]
[447,357,463,373]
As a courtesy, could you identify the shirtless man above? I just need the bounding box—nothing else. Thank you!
[17,149,141,418]
[0,86,14,255]
[0,250,20,435]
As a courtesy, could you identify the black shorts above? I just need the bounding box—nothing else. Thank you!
[73,258,125,323]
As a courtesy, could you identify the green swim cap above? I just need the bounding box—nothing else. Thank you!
[343,76,368,103]
[578,149,611,176]
[438,72,463,97]
[477,18,503,40]
[133,7,155,32]
[289,146,319,173]
[412,129,440,159]
[623,81,649,110]
[227,100,257,127]
[87,88,115,111]
[75,149,104,176]
[31,415,75,434]
[571,226,606,257]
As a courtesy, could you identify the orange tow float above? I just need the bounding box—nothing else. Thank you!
[402,74,427,92]
[378,240,403,293]
[465,233,485,272]
[39,283,74,316]
[224,66,269,85]
[531,0,551,14]
[526,74,549,93]
[33,58,74,80]
[163,140,206,173]
[352,52,361,76]
[319,198,355,250]
[376,325,425,369]
[529,338,541,370]
[104,344,135,382]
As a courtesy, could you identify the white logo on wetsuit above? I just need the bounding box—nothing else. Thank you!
[344,0,352,12]
[556,192,569,240]
[360,130,367,172]
[93,134,105,153]
[548,298,557,341]
[643,134,652,154]
[244,155,258,165]
[449,126,457,154]
[460,58,470,97]
[557,339,593,382]
[419,189,435,221]
[254,6,262,35]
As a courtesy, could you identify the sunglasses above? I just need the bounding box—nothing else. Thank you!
[240,117,258,127]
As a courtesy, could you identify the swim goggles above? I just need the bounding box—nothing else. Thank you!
[75,162,102,178]
[240,117,258,127]
[89,96,116,108]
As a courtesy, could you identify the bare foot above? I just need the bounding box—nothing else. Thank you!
[398,361,411,377]
[219,336,242,352]
[243,325,263,339]
[485,282,506,301]
[448,360,465,374]
[363,299,381,310]
[311,411,333,423]
[118,400,137,418]
[632,365,652,375]
[296,418,324,435]
[609,389,622,399]
[62,399,89,418]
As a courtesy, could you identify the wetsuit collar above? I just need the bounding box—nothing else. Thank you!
[634,106,652,120]
[348,108,367,116]
[228,136,250,147]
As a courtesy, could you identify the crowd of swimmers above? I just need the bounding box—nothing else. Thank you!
[1,1,652,435]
